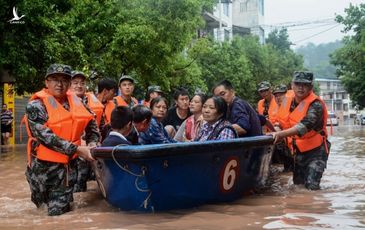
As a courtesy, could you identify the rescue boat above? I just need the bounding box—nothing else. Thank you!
[91,136,274,212]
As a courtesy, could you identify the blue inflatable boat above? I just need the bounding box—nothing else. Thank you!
[91,136,274,212]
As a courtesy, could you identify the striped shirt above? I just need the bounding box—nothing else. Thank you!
[1,110,13,125]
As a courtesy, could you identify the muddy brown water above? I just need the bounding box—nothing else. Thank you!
[0,125,364,229]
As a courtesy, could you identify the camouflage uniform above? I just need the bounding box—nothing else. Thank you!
[290,72,330,190]
[73,95,99,193]
[273,84,293,171]
[25,64,100,216]
[257,81,271,118]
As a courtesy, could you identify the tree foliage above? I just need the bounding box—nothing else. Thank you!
[330,3,365,107]
[195,34,303,104]
[296,41,343,79]
[1,0,303,106]
[266,28,291,52]
[1,0,215,94]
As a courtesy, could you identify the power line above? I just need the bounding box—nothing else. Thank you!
[293,24,341,44]
[262,17,336,29]
[288,22,338,32]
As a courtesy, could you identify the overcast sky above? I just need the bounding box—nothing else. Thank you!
[265,0,364,48]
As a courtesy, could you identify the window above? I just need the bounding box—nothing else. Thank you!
[223,3,229,16]
[258,0,264,15]
[240,1,248,12]
[327,82,331,90]
[343,104,348,111]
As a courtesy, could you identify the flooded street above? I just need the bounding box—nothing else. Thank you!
[0,125,364,229]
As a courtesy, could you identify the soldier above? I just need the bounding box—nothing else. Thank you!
[272,84,288,107]
[24,64,99,216]
[114,75,138,107]
[272,83,294,172]
[270,71,330,190]
[70,71,102,192]
[142,85,163,108]
[95,78,118,141]
[257,81,278,127]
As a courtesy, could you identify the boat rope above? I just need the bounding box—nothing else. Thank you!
[141,191,152,210]
[111,144,152,210]
[111,144,144,177]
[134,176,150,192]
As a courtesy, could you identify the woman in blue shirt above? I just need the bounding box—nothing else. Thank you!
[139,97,176,144]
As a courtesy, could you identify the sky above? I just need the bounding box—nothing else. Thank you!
[265,0,364,48]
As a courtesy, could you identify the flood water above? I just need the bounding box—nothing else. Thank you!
[0,125,364,229]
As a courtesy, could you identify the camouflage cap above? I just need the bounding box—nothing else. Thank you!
[45,64,72,79]
[71,71,86,80]
[147,85,163,94]
[292,71,313,84]
[257,81,271,92]
[273,84,288,94]
[119,74,134,85]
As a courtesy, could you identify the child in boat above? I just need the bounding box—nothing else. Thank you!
[195,96,237,141]
[102,106,134,146]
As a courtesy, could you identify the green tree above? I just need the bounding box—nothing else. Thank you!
[266,28,292,52]
[296,41,343,79]
[194,35,303,104]
[1,0,215,95]
[264,29,303,93]
[331,3,365,107]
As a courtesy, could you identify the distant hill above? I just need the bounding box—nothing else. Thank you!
[295,41,343,79]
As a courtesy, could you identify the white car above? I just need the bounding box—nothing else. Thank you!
[327,113,339,126]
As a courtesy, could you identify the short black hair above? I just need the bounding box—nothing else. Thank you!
[173,87,189,100]
[98,78,118,93]
[150,97,169,110]
[132,105,152,123]
[212,79,234,93]
[111,106,133,130]
[209,96,228,119]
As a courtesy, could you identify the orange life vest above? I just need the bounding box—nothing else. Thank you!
[278,91,328,153]
[104,100,115,125]
[104,96,139,124]
[26,89,94,164]
[286,89,295,97]
[114,95,138,107]
[85,92,104,126]
[258,96,278,125]
[258,96,278,124]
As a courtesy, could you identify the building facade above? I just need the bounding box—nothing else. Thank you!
[316,78,358,122]
[232,0,265,44]
[202,0,263,42]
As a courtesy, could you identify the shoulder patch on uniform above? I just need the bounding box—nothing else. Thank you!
[27,107,38,121]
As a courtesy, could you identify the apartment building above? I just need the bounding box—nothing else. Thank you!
[316,78,358,122]
[202,0,264,42]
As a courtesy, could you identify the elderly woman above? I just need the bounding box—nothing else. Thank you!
[139,97,176,144]
[195,96,237,141]
[174,93,207,142]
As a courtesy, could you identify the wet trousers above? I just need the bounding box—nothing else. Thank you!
[293,140,330,190]
[74,157,94,193]
[25,157,77,216]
